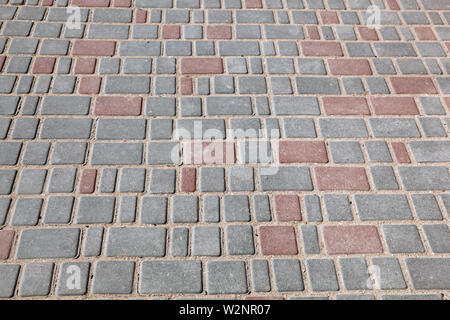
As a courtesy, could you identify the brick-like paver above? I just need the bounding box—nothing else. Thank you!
[1,0,449,300]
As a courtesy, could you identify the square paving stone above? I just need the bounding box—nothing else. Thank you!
[206,261,248,294]
[92,261,135,294]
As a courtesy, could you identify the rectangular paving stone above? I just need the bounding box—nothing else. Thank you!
[411,194,443,220]
[96,119,146,140]
[205,96,252,115]
[192,226,221,256]
[140,261,202,294]
[104,76,150,93]
[90,143,143,165]
[40,96,91,115]
[17,169,46,195]
[56,262,90,296]
[0,264,20,298]
[0,198,11,225]
[10,198,43,226]
[252,194,271,222]
[75,196,115,224]
[319,118,368,138]
[18,262,54,297]
[338,258,370,290]
[50,142,87,165]
[16,228,80,259]
[202,195,220,222]
[106,227,166,257]
[272,259,304,292]
[369,118,420,138]
[306,259,339,292]
[405,258,450,290]
[422,224,450,253]
[206,261,248,294]
[409,141,450,162]
[250,259,271,292]
[82,227,104,257]
[272,96,320,115]
[223,195,250,222]
[170,227,188,257]
[40,118,92,139]
[355,194,413,221]
[92,261,135,294]
[383,224,425,253]
[398,166,450,190]
[118,196,136,223]
[258,166,313,191]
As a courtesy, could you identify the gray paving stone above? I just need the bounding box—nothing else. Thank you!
[148,168,176,194]
[98,168,117,193]
[0,198,11,225]
[304,194,322,222]
[323,194,353,221]
[297,58,326,75]
[422,224,450,253]
[237,76,267,94]
[300,225,320,254]
[319,118,368,138]
[373,42,417,57]
[282,118,316,138]
[149,119,172,140]
[345,42,373,57]
[411,194,443,220]
[42,196,73,225]
[56,262,90,296]
[82,227,104,257]
[381,294,442,300]
[202,195,220,222]
[75,196,115,224]
[40,118,92,139]
[118,196,136,223]
[195,40,215,55]
[405,258,450,289]
[335,294,375,300]
[223,195,250,222]
[338,258,370,290]
[147,142,179,165]
[40,96,91,115]
[99,58,120,74]
[218,41,260,56]
[192,226,221,256]
[140,261,202,294]
[0,118,11,139]
[92,261,135,294]
[0,170,16,195]
[171,195,198,223]
[398,166,450,190]
[228,166,254,191]
[10,198,43,226]
[419,118,446,137]
[364,141,393,162]
[179,97,202,116]
[146,97,176,116]
[16,228,80,259]
[92,8,132,23]
[0,264,20,298]
[296,77,340,94]
[123,58,152,74]
[6,56,31,73]
[0,142,22,165]
[104,76,150,94]
[8,38,39,54]
[90,143,143,165]
[329,141,364,163]
[196,77,210,95]
[106,227,166,257]
[383,225,425,253]
[140,196,167,224]
[40,39,69,55]
[47,168,76,193]
[225,225,254,255]
[18,262,54,297]
[419,97,446,115]
[370,257,406,290]
[205,96,252,115]
[50,142,87,165]
[369,166,399,190]
[199,167,225,192]
[258,166,313,191]
[212,76,234,94]
[252,194,271,222]
[272,259,304,292]
[17,169,46,195]
[206,261,247,294]
[250,259,270,292]
[355,194,412,221]
[409,141,450,162]
[306,259,339,292]
[170,227,188,257]
[176,119,225,139]
[118,168,146,193]
[369,118,420,138]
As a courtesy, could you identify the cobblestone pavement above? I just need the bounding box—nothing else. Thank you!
[0,0,449,300]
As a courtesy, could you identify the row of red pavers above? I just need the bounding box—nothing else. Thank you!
[0,224,383,259]
[260,225,383,255]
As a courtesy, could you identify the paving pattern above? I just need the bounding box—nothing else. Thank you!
[0,0,450,300]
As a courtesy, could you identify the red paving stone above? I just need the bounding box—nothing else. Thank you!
[320,11,339,24]
[93,96,142,116]
[206,25,232,39]
[314,167,370,191]
[279,141,328,163]
[306,26,320,40]
[113,0,131,7]
[180,58,223,74]
[180,167,196,192]
[79,169,97,194]
[301,41,343,56]
[322,97,371,115]
[259,226,298,255]
[32,57,56,74]
[180,77,193,95]
[370,97,419,115]
[71,0,110,6]
[414,27,436,40]
[135,9,147,23]
[72,40,116,56]
[357,26,379,40]
[79,77,102,94]
[322,225,383,255]
[244,0,262,8]
[74,58,97,74]
[273,195,302,222]
[390,77,437,94]
[328,59,372,75]
[0,230,15,260]
[391,142,411,164]
[162,25,181,39]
